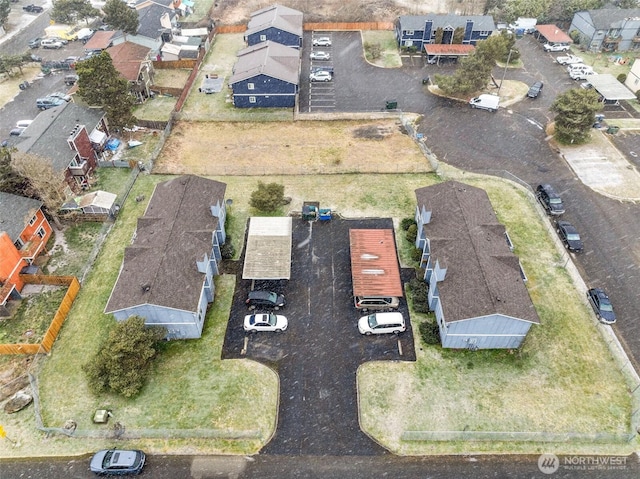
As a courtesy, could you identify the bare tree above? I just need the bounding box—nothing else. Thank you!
[11,152,68,228]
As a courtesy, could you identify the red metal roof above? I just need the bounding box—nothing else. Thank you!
[349,229,403,297]
[535,24,572,44]
[424,44,475,55]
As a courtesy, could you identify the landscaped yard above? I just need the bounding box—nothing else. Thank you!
[362,31,403,68]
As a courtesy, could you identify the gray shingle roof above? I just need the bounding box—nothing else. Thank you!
[415,181,539,325]
[16,102,105,173]
[137,4,175,39]
[0,192,43,241]
[246,4,303,37]
[105,175,226,314]
[230,41,300,85]
[584,8,640,29]
[398,14,495,32]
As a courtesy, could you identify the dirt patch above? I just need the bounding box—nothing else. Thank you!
[154,120,432,175]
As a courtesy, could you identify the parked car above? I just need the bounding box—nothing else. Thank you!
[10,128,25,137]
[543,43,570,52]
[358,312,406,335]
[469,94,499,112]
[556,220,583,253]
[312,37,331,47]
[89,449,146,475]
[16,120,33,129]
[64,73,79,85]
[47,36,69,45]
[28,37,42,49]
[49,92,72,102]
[587,288,616,324]
[556,54,583,65]
[29,54,42,62]
[310,70,332,82]
[527,80,544,99]
[536,184,565,215]
[41,39,64,49]
[36,96,65,110]
[246,290,285,310]
[310,51,331,61]
[243,313,288,333]
[22,4,44,13]
[76,28,95,43]
[570,70,595,81]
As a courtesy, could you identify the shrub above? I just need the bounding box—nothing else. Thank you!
[617,73,627,83]
[249,181,285,212]
[221,240,235,260]
[636,90,640,102]
[408,277,429,313]
[406,224,417,243]
[419,320,441,345]
[400,217,415,231]
[411,246,423,263]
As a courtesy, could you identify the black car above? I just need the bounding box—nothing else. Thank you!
[527,81,544,98]
[90,449,146,475]
[556,220,583,252]
[587,288,616,324]
[536,184,565,215]
[28,37,42,49]
[246,290,286,310]
[22,4,44,12]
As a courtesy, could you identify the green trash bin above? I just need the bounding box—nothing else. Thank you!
[385,100,397,110]
[606,126,620,135]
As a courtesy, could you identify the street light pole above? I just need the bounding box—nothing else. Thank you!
[498,49,514,96]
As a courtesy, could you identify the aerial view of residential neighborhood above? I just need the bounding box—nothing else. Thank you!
[2,0,640,476]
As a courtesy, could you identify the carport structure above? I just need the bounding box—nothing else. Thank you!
[424,44,474,65]
[587,74,636,104]
[242,217,292,280]
[534,24,573,45]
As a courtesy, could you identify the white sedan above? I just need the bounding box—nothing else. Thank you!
[310,70,332,82]
[244,313,288,333]
[543,43,570,52]
[310,51,331,61]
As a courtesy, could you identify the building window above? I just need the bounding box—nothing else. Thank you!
[260,34,266,41]
[29,215,36,226]
[480,31,490,36]
[36,227,46,239]
[405,40,413,47]
[405,29,414,36]
[249,96,256,103]
[248,83,254,90]
[14,238,24,249]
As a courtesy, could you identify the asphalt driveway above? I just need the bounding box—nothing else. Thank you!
[222,217,416,455]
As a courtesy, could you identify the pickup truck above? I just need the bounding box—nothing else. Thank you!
[23,4,44,12]
[556,54,583,65]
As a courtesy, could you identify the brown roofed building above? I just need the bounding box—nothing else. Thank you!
[107,42,154,102]
[414,181,539,350]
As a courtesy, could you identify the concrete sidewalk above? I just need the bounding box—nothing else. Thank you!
[557,128,640,201]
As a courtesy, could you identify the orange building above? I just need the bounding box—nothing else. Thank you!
[0,192,52,316]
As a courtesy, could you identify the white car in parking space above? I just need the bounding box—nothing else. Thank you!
[244,313,288,333]
[556,54,583,65]
[358,312,406,336]
[312,37,331,47]
[41,38,64,49]
[310,70,332,82]
[543,43,570,52]
[310,51,331,60]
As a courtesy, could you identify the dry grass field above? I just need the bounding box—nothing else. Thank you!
[155,120,433,175]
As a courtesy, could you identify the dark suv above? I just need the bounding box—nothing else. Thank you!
[527,81,544,99]
[556,220,583,253]
[536,184,565,215]
[246,291,285,310]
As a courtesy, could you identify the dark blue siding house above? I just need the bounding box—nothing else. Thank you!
[396,14,495,51]
[245,4,303,48]
[230,41,300,108]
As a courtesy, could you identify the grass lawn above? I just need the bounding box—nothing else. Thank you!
[0,288,66,344]
[362,31,402,68]
[43,222,104,277]
[571,48,636,79]
[358,176,635,455]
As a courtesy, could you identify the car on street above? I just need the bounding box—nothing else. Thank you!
[310,51,331,60]
[41,39,64,49]
[527,80,544,99]
[536,184,565,215]
[89,449,146,475]
[312,37,331,47]
[310,70,332,82]
[36,96,65,110]
[246,290,285,310]
[49,92,72,102]
[358,312,406,335]
[543,43,570,52]
[244,313,288,333]
[22,4,44,13]
[556,54,583,65]
[28,37,42,49]
[587,288,616,324]
[556,220,583,252]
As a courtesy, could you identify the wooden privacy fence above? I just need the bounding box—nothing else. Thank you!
[153,59,197,69]
[304,22,394,31]
[216,25,247,33]
[0,275,80,355]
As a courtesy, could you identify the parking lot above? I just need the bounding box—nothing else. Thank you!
[222,216,416,455]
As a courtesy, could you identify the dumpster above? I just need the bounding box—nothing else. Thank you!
[319,208,332,221]
[385,100,397,110]
[606,126,620,135]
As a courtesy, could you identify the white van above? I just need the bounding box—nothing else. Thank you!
[567,63,593,74]
[16,120,33,129]
[354,296,400,311]
[469,94,499,112]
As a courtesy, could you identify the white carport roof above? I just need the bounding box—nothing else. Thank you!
[242,217,292,280]
[588,74,636,100]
